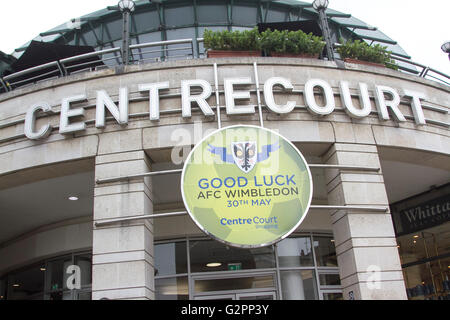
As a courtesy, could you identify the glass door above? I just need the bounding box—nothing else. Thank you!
[194,291,276,300]
[321,290,343,300]
[236,292,276,300]
[194,294,235,300]
[192,272,278,300]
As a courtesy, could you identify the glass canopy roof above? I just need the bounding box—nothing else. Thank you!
[11,0,410,59]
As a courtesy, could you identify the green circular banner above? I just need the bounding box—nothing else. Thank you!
[181,125,312,248]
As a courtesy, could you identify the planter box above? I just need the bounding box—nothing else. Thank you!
[270,52,319,59]
[206,50,262,58]
[344,58,386,68]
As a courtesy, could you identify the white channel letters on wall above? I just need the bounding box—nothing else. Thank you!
[24,72,428,140]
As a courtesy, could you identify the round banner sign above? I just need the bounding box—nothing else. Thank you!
[181,125,313,248]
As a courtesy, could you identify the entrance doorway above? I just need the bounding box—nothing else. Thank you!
[192,272,278,300]
[195,291,276,300]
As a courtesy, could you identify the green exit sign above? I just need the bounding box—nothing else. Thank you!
[228,263,242,271]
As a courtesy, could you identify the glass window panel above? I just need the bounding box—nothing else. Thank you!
[155,242,188,276]
[165,6,194,27]
[8,264,45,300]
[266,9,287,23]
[280,270,317,300]
[131,32,163,63]
[77,291,92,300]
[0,278,5,300]
[96,43,120,67]
[195,275,275,293]
[103,20,122,43]
[47,291,63,301]
[63,291,72,300]
[1,252,92,300]
[313,236,338,267]
[197,4,228,24]
[74,253,92,287]
[166,28,196,60]
[403,263,445,300]
[156,277,189,300]
[45,291,72,300]
[166,27,196,41]
[323,292,343,300]
[133,10,160,32]
[239,293,275,300]
[133,31,162,44]
[189,240,275,273]
[397,234,427,265]
[81,30,98,47]
[232,5,258,26]
[277,237,314,267]
[46,257,72,292]
[319,273,341,286]
[397,224,450,265]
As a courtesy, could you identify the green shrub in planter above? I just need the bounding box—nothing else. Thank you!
[336,39,398,70]
[203,27,261,51]
[261,29,325,57]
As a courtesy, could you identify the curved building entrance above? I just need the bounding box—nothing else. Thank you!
[154,235,341,300]
[193,272,278,300]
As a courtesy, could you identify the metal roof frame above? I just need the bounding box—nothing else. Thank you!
[11,0,410,61]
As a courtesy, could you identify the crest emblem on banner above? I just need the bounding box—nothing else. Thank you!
[231,142,257,173]
[207,141,280,174]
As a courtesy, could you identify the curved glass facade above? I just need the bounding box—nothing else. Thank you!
[0,234,340,300]
[0,251,92,300]
[15,0,409,60]
[154,233,342,300]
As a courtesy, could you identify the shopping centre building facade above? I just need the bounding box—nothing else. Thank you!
[0,0,449,300]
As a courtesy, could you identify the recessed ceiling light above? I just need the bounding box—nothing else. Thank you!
[206,262,222,268]
[68,196,79,201]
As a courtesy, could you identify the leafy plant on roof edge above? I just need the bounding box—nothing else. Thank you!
[336,38,398,70]
[260,29,325,57]
[203,27,261,52]
[203,27,325,57]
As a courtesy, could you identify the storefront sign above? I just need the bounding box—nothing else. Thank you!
[181,125,313,248]
[23,74,428,141]
[392,194,450,236]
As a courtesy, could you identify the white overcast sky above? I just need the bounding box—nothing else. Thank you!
[0,0,449,74]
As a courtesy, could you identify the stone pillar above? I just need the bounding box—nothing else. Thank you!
[92,150,154,300]
[323,143,407,300]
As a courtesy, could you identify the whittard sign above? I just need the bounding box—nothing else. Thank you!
[24,74,429,140]
[392,194,450,236]
[181,125,313,248]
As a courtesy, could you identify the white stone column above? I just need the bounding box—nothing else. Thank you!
[92,150,154,300]
[323,143,407,300]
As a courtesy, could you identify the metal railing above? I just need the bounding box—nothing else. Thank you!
[59,47,122,75]
[1,37,449,95]
[129,38,195,63]
[1,47,123,92]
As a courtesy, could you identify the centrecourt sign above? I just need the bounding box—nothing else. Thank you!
[24,73,429,140]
